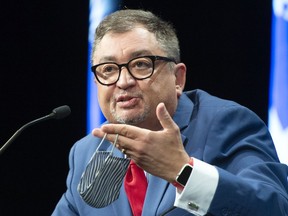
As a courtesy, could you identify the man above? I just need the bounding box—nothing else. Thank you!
[52,9,288,216]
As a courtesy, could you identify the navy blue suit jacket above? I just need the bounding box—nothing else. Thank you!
[52,89,288,216]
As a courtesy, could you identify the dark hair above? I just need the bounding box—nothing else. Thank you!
[92,9,180,63]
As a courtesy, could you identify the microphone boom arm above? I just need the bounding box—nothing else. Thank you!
[0,105,71,155]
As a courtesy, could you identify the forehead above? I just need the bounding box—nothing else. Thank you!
[93,27,163,63]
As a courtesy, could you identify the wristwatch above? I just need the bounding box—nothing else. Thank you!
[173,158,193,189]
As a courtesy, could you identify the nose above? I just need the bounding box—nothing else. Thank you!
[116,66,136,88]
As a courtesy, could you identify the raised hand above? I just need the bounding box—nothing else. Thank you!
[92,102,190,182]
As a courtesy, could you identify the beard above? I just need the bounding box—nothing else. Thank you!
[110,104,150,125]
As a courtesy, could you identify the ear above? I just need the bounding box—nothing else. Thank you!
[174,63,186,98]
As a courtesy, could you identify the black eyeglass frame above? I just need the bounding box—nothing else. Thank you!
[91,55,176,86]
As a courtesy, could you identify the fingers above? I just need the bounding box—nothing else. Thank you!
[156,102,177,131]
[92,126,138,152]
[92,128,106,138]
[91,102,178,157]
[92,102,176,139]
[93,123,145,140]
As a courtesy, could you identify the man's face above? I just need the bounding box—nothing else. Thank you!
[92,27,186,130]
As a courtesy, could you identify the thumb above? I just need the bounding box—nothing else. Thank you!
[156,102,176,130]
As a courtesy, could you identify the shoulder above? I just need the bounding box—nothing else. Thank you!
[184,89,239,108]
[183,89,265,124]
[72,133,99,154]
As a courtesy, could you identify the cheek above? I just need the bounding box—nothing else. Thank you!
[146,78,177,102]
[97,95,113,121]
[151,75,176,93]
[97,86,112,111]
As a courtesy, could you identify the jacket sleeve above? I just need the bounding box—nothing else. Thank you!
[177,104,288,216]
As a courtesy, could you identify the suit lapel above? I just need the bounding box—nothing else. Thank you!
[110,186,133,216]
[142,174,174,215]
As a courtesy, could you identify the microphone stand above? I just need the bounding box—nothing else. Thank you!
[0,113,54,155]
[0,105,71,155]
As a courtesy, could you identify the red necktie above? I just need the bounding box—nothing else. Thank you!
[124,160,148,216]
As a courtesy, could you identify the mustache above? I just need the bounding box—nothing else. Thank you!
[114,91,143,102]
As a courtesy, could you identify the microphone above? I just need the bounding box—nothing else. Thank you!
[0,105,71,155]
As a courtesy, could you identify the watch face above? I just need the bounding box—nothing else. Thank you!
[177,165,193,186]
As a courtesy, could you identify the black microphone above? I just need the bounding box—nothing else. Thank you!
[0,105,71,155]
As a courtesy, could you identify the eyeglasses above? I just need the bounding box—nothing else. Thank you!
[91,55,176,86]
